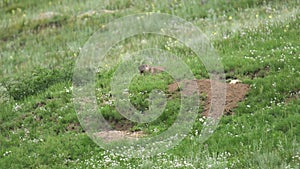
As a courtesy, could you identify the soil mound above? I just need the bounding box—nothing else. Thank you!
[168,79,250,116]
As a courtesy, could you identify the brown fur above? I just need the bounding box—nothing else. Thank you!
[138,64,165,74]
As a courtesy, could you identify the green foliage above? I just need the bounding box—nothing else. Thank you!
[0,0,300,168]
[3,62,73,100]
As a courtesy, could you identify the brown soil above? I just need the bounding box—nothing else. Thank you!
[95,79,250,142]
[103,79,250,132]
[168,79,250,116]
[107,119,135,131]
[93,130,145,143]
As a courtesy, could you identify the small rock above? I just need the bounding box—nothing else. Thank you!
[229,79,241,84]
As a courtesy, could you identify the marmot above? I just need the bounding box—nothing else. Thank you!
[138,64,165,74]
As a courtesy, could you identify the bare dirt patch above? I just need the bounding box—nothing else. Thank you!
[98,79,250,142]
[168,79,250,116]
[93,130,145,143]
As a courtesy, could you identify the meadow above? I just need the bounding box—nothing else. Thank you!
[0,0,300,168]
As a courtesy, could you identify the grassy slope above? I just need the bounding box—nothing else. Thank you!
[0,0,300,168]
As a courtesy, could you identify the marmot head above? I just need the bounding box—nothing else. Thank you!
[138,64,150,74]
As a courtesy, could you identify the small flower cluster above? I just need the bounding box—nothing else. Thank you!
[65,86,73,93]
[74,150,231,169]
[13,103,23,112]
[291,153,300,162]
[3,150,12,157]
[97,90,115,106]
[28,138,44,144]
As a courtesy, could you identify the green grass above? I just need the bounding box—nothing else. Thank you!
[1,0,300,168]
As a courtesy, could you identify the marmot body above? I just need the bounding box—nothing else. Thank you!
[138,64,165,74]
